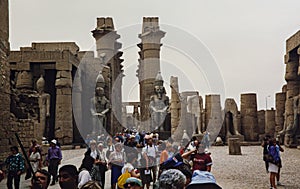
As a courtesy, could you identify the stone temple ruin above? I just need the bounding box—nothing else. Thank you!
[1,0,300,161]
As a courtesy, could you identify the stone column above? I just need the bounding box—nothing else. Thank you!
[257,110,266,136]
[0,0,11,160]
[265,109,276,137]
[137,17,165,131]
[170,76,180,136]
[240,93,258,141]
[92,17,124,134]
[205,95,223,142]
[55,70,73,144]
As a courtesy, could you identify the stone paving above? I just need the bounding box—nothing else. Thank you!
[1,146,299,189]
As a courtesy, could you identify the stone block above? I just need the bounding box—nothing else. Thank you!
[228,138,242,155]
[55,78,72,88]
[16,62,30,71]
[56,61,72,71]
[56,71,71,79]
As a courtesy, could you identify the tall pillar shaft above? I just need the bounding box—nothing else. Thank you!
[137,17,165,130]
[92,17,123,135]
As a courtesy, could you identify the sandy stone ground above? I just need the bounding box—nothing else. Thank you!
[1,146,299,189]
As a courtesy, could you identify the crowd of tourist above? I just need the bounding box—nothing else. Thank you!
[0,129,223,189]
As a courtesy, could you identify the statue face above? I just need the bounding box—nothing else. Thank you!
[154,86,164,99]
[95,87,104,97]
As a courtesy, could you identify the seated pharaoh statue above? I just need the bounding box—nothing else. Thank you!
[149,72,170,131]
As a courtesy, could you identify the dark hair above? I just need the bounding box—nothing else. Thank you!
[59,164,78,178]
[10,146,18,153]
[35,169,51,186]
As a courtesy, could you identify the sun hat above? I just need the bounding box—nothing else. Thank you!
[186,170,222,189]
[124,177,142,187]
[50,139,57,145]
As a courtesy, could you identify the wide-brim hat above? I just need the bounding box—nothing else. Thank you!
[125,177,142,187]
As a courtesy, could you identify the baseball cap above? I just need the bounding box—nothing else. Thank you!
[50,139,57,145]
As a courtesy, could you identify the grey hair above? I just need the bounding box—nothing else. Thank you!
[159,169,186,189]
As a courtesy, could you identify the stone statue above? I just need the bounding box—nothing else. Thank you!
[149,72,170,131]
[284,95,300,146]
[36,75,50,138]
[91,86,110,136]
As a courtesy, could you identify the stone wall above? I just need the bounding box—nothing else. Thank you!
[0,0,11,161]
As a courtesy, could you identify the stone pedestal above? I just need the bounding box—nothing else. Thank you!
[228,138,242,155]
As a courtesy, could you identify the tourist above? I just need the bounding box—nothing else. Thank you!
[90,142,107,187]
[123,177,143,189]
[29,146,42,173]
[26,139,42,180]
[159,142,168,164]
[275,138,284,186]
[158,169,186,189]
[31,169,51,189]
[81,180,102,189]
[78,164,92,189]
[140,134,158,189]
[268,138,280,189]
[262,135,271,173]
[45,139,62,185]
[0,169,4,183]
[109,142,125,189]
[5,146,25,189]
[58,164,78,189]
[182,143,212,172]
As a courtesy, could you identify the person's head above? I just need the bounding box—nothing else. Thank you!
[89,140,97,150]
[31,139,37,146]
[10,146,18,155]
[144,135,153,145]
[58,164,78,189]
[81,180,102,189]
[124,177,143,189]
[115,142,123,152]
[186,170,222,189]
[159,169,186,189]
[31,169,51,189]
[50,139,57,147]
[97,142,104,151]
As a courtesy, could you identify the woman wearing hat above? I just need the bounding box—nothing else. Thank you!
[109,142,125,189]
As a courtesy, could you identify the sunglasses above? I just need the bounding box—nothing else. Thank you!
[124,182,140,188]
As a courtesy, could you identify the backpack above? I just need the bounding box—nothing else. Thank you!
[117,168,131,189]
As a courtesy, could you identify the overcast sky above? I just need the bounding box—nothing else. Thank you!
[9,0,300,110]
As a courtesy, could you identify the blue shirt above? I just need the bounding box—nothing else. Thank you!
[47,146,62,160]
[268,145,280,162]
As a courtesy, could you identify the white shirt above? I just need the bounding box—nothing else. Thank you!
[121,163,134,174]
[90,149,98,159]
[78,169,91,189]
[142,145,157,158]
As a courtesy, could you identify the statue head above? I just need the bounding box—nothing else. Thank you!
[36,75,45,94]
[95,87,105,97]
